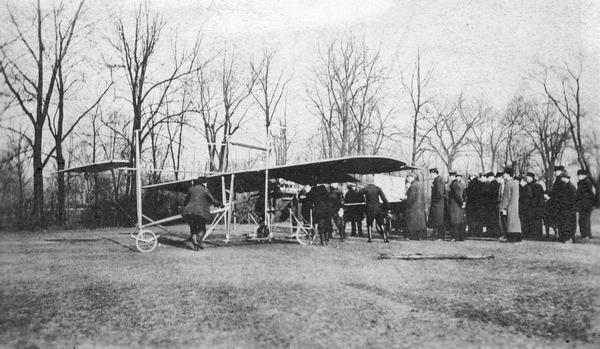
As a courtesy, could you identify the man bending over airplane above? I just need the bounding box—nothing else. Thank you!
[183,178,223,251]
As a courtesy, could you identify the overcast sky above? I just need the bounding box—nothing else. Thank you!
[2,0,599,169]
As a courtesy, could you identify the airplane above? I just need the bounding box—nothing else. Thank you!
[62,130,414,252]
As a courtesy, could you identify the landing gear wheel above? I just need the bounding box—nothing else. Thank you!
[135,230,158,253]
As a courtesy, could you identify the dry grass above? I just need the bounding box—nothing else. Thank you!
[1,212,600,348]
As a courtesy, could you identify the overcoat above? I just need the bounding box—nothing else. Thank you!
[362,183,389,217]
[556,180,577,233]
[576,178,595,213]
[500,178,521,233]
[428,176,445,226]
[519,183,532,220]
[545,180,563,226]
[527,181,545,219]
[449,179,465,224]
[311,185,333,221]
[344,188,365,221]
[465,179,482,221]
[183,184,221,220]
[405,179,427,231]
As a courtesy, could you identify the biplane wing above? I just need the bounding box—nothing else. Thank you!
[147,155,414,193]
[58,160,131,173]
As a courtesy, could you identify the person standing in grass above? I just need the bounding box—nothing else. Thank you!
[344,184,365,237]
[428,168,446,240]
[361,176,390,243]
[526,172,545,239]
[405,173,427,240]
[499,168,521,242]
[576,169,595,241]
[183,179,222,251]
[518,175,533,238]
[448,172,466,241]
[556,173,577,243]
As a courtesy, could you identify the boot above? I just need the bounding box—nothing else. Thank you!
[367,227,372,242]
[191,234,199,251]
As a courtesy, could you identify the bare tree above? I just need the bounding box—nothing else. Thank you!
[468,108,506,173]
[0,0,85,228]
[272,95,293,165]
[194,50,256,172]
[401,50,434,165]
[423,94,484,171]
[497,96,536,173]
[307,36,386,158]
[107,3,201,194]
[45,5,112,226]
[0,128,31,229]
[541,60,600,202]
[250,49,289,137]
[525,100,569,184]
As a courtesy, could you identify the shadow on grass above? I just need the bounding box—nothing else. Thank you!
[102,238,137,252]
[345,281,599,343]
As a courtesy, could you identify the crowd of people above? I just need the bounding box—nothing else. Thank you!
[405,166,596,243]
[292,165,595,246]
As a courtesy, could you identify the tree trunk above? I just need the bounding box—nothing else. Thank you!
[32,126,45,229]
[56,139,65,227]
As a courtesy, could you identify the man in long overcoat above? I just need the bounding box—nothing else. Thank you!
[484,172,501,237]
[526,172,545,239]
[405,173,427,240]
[544,165,565,237]
[518,176,533,238]
[428,168,445,240]
[449,172,466,241]
[576,169,595,240]
[500,168,521,242]
[555,173,577,242]
[465,174,481,236]
[312,184,333,246]
[344,184,365,237]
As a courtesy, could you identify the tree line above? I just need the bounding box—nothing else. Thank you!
[1,1,598,230]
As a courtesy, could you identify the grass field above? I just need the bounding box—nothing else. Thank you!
[1,213,600,349]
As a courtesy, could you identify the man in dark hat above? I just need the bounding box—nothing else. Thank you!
[544,165,566,238]
[500,168,521,242]
[576,169,595,240]
[526,172,545,239]
[466,173,484,236]
[183,178,223,251]
[482,172,497,237]
[555,173,577,242]
[428,168,446,240]
[448,171,466,241]
[518,175,532,238]
[489,172,505,237]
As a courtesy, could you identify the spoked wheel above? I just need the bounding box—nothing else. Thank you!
[135,230,158,253]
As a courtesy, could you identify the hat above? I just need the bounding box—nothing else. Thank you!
[558,173,570,179]
[448,171,457,176]
[503,167,514,176]
[485,172,495,177]
[526,172,536,179]
[495,172,504,178]
[429,168,439,174]
[577,169,587,176]
[554,165,565,171]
